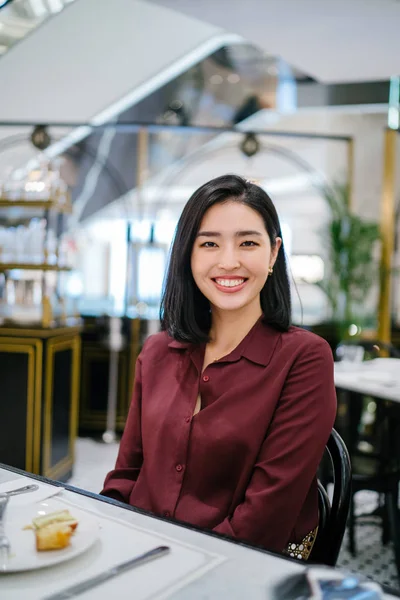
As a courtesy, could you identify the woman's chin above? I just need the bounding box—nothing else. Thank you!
[210,296,254,313]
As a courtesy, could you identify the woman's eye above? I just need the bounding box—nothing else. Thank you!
[201,241,217,248]
[241,240,259,247]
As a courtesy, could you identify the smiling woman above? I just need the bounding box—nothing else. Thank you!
[101,174,336,560]
[191,202,280,321]
[161,174,290,343]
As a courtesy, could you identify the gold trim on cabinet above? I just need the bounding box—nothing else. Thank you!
[43,335,81,479]
[0,326,82,339]
[0,341,35,472]
[0,337,42,472]
[33,341,43,474]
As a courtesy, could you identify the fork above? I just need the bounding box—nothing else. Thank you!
[0,496,10,572]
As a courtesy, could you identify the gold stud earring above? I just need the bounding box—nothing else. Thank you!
[268,266,274,275]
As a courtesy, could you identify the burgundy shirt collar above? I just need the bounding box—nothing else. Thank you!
[167,319,281,367]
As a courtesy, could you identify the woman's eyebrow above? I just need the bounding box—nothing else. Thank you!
[235,230,263,237]
[197,231,221,237]
[196,230,263,238]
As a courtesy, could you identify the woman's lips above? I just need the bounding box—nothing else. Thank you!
[212,277,248,293]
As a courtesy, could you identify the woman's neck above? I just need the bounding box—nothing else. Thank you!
[208,303,262,357]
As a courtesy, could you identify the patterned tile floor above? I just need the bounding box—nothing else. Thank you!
[336,490,399,590]
[70,437,399,591]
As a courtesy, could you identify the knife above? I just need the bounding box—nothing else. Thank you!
[0,484,39,497]
[42,545,170,599]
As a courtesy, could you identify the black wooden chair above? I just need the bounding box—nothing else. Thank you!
[345,397,400,579]
[310,428,352,566]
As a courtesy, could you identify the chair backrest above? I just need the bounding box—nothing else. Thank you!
[310,428,352,566]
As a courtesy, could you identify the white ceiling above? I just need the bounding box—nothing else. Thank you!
[0,0,234,178]
[0,0,224,122]
[147,0,400,83]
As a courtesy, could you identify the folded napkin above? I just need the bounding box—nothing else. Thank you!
[0,476,63,508]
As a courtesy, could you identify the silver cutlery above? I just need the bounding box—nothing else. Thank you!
[42,545,171,599]
[0,484,39,498]
[0,496,10,572]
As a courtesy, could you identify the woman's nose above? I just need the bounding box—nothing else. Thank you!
[217,249,241,270]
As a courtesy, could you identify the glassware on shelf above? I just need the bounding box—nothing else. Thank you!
[2,177,22,201]
[28,219,47,264]
[0,157,71,208]
[44,229,58,265]
[0,156,77,326]
[0,219,48,265]
[23,166,49,201]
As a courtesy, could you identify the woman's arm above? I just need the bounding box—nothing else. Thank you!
[100,355,144,504]
[213,337,337,552]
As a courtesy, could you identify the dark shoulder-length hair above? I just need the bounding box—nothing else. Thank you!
[160,174,291,343]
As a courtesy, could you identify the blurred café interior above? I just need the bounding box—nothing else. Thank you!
[2,0,400,593]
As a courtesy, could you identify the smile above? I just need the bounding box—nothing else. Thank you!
[212,278,248,292]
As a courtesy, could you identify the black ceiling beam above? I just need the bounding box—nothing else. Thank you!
[0,121,352,142]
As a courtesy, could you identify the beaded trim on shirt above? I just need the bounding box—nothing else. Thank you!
[283,526,318,560]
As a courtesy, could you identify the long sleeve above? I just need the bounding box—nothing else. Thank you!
[100,355,143,504]
[212,338,336,552]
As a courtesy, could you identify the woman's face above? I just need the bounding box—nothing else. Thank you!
[191,200,281,316]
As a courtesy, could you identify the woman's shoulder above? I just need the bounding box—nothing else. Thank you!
[141,331,171,356]
[140,330,188,362]
[281,326,334,365]
[262,323,332,357]
[285,325,331,346]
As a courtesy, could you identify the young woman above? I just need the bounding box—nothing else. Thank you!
[101,174,337,559]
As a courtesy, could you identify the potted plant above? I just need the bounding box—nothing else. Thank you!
[316,181,381,341]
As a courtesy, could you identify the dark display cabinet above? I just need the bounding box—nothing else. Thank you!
[78,316,153,434]
[0,323,81,481]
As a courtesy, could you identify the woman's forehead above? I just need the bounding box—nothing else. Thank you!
[199,201,266,230]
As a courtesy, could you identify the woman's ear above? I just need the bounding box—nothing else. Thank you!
[270,237,282,268]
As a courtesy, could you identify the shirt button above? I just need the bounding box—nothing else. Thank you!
[175,464,183,472]
[164,511,171,518]
[185,417,191,423]
[202,375,210,382]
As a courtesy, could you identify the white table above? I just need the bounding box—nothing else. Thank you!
[0,466,398,600]
[334,359,400,403]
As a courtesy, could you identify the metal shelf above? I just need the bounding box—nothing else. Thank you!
[0,263,72,272]
[0,199,72,213]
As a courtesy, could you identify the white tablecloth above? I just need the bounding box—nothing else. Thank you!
[0,468,398,600]
[335,359,400,403]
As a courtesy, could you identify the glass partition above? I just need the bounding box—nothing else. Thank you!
[0,120,353,333]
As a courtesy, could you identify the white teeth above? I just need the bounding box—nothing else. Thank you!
[215,278,245,287]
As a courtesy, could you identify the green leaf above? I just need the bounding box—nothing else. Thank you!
[317,180,382,326]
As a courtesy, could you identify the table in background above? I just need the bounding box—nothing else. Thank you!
[334,359,400,403]
[334,359,400,449]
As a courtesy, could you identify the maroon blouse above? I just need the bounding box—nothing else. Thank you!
[101,320,336,554]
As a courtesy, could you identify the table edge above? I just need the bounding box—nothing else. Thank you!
[1,463,399,598]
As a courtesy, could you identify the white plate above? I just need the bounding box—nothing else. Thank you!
[1,499,99,572]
